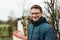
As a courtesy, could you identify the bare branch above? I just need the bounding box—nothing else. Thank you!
[44,7,52,15]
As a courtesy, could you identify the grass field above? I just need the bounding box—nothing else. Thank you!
[0,24,17,40]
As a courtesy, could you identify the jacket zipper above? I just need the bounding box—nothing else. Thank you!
[30,26,35,40]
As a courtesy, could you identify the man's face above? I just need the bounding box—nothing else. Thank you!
[30,8,42,22]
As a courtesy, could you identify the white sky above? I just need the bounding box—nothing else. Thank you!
[0,0,45,21]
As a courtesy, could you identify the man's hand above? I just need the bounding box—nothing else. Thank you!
[22,36,27,40]
[13,30,27,40]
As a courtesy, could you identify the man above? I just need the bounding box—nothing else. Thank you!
[13,5,56,40]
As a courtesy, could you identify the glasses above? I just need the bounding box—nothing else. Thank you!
[31,12,41,15]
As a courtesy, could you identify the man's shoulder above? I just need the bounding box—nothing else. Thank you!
[40,23,55,33]
[40,23,53,31]
[29,23,32,27]
[41,23,52,28]
[28,23,33,29]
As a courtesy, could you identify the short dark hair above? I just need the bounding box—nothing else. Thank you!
[31,5,43,13]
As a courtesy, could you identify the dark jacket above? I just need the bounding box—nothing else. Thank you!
[28,16,56,40]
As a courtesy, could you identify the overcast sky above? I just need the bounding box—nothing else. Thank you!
[0,0,45,21]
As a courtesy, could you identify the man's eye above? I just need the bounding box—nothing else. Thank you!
[31,13,34,14]
[31,13,39,14]
[35,13,39,14]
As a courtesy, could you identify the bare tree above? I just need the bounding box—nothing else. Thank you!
[44,0,60,40]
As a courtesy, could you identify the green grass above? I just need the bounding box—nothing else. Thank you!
[0,24,17,40]
[0,37,13,40]
[0,24,10,27]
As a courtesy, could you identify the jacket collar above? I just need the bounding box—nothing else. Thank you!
[31,16,48,26]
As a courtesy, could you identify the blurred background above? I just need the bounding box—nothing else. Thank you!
[0,0,60,40]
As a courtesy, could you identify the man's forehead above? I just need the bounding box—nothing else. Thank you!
[30,9,40,13]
